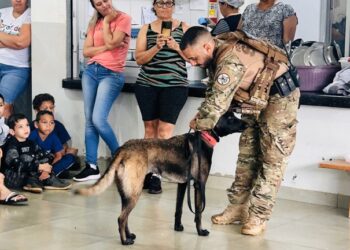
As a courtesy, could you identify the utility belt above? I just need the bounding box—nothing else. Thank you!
[270,67,300,97]
[232,67,299,115]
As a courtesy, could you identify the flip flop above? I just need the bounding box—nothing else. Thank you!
[0,192,28,205]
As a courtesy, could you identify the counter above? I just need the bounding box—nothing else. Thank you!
[62,78,350,108]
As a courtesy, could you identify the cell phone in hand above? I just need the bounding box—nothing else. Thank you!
[161,21,172,37]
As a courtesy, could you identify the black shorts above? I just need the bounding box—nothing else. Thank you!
[134,84,188,124]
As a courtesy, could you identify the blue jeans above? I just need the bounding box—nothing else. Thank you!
[82,63,124,165]
[0,63,30,103]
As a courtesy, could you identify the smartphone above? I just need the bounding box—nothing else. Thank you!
[161,21,172,37]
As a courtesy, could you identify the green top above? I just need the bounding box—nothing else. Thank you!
[136,23,188,87]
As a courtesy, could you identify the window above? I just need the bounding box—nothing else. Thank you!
[330,0,349,57]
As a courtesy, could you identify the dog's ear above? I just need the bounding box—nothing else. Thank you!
[213,111,246,137]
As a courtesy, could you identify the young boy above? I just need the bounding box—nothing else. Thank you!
[0,95,27,204]
[29,110,75,177]
[1,113,71,193]
[32,93,78,157]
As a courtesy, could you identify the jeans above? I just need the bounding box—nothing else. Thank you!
[0,63,30,103]
[82,63,124,165]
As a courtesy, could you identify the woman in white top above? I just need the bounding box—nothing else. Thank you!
[0,0,31,118]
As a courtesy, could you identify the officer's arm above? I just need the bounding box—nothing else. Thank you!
[195,59,245,130]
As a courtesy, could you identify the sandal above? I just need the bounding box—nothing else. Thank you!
[0,192,28,205]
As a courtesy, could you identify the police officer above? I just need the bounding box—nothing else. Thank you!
[180,26,300,236]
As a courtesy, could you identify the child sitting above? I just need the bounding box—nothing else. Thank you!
[1,113,71,193]
[0,94,27,205]
[31,93,78,157]
[29,110,76,177]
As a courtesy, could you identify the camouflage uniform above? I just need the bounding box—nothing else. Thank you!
[194,38,300,221]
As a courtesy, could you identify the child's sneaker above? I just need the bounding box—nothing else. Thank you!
[23,175,43,193]
[73,163,100,182]
[42,175,72,190]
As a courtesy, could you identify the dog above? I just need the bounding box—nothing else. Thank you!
[75,111,246,245]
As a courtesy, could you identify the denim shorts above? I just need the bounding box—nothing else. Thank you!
[0,63,30,103]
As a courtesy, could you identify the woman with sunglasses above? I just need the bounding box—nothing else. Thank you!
[134,0,190,194]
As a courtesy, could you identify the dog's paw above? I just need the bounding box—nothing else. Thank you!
[174,224,184,232]
[128,233,136,240]
[122,238,135,245]
[198,229,210,236]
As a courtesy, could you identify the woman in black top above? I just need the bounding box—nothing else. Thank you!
[211,0,244,36]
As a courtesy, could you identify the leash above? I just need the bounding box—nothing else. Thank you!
[186,130,207,215]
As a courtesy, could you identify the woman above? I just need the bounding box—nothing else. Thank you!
[211,0,244,36]
[242,0,298,48]
[73,0,131,182]
[0,0,31,118]
[134,0,190,194]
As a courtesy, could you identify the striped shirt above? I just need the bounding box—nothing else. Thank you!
[136,23,187,87]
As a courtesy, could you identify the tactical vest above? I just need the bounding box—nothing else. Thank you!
[216,30,289,114]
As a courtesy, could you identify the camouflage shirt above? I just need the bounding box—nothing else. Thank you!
[195,39,246,130]
[194,34,289,131]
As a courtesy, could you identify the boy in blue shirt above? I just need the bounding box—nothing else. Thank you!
[29,110,75,177]
[31,93,78,157]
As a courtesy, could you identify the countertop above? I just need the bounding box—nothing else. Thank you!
[62,78,350,109]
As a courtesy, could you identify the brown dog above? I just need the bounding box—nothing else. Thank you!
[75,111,246,245]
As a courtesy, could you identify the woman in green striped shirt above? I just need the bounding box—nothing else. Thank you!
[134,0,190,194]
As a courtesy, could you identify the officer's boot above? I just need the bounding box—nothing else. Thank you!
[241,215,266,236]
[211,203,249,225]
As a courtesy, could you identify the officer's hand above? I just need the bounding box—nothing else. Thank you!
[189,113,200,130]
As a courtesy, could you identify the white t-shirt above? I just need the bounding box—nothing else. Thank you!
[0,7,31,68]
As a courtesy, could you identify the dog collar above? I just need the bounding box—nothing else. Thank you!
[200,131,218,147]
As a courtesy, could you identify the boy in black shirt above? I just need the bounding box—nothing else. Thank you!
[1,114,71,193]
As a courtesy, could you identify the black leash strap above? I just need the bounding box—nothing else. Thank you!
[186,131,206,214]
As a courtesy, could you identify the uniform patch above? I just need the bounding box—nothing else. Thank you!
[217,73,230,85]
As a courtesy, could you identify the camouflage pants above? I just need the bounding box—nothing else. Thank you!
[227,89,300,220]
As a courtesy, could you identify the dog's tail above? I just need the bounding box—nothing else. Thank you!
[74,149,122,196]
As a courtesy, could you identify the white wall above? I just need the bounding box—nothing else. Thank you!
[31,0,350,198]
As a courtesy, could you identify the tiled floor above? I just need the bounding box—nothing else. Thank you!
[1,168,350,250]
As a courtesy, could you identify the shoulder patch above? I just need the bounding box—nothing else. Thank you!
[217,73,230,85]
